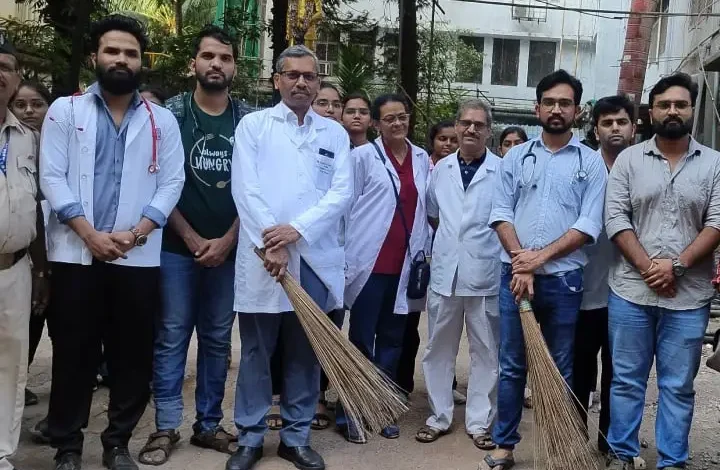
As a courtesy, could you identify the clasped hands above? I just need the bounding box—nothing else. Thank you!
[640,258,676,298]
[261,224,301,281]
[85,230,136,262]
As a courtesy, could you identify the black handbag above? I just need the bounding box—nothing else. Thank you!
[371,141,430,299]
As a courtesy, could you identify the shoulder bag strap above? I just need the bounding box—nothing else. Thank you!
[371,141,413,255]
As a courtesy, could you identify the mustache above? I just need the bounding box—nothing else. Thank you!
[663,116,684,125]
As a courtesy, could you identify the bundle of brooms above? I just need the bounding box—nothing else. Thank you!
[518,298,602,470]
[255,248,408,433]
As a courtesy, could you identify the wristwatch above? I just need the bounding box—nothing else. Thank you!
[672,258,687,277]
[130,227,148,247]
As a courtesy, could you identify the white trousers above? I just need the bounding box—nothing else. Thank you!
[0,256,31,470]
[423,289,499,434]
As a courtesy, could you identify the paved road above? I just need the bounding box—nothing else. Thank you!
[14,316,720,470]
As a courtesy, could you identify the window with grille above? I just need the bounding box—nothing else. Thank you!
[315,30,340,76]
[527,41,557,87]
[491,38,520,86]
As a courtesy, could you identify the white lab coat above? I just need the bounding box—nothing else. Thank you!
[232,102,352,314]
[427,150,502,297]
[344,137,430,314]
[39,93,185,267]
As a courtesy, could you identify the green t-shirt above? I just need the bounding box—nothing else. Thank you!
[163,99,238,257]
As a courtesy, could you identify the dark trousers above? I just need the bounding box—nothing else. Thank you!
[46,261,158,457]
[271,308,344,397]
[572,307,611,453]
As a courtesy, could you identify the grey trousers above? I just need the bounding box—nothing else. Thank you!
[233,260,328,448]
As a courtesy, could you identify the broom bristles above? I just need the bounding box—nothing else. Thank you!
[518,299,602,470]
[255,249,408,433]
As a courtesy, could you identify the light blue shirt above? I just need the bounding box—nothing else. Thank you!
[489,134,607,275]
[57,83,166,230]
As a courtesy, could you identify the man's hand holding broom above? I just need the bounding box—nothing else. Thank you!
[261,224,301,281]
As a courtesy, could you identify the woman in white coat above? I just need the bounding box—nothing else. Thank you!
[339,94,430,442]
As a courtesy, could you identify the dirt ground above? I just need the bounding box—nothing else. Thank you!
[12,316,720,470]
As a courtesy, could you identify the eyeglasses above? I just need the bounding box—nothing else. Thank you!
[344,107,370,116]
[653,100,691,111]
[540,98,575,110]
[457,119,488,131]
[0,63,17,74]
[315,99,342,110]
[278,70,319,82]
[380,113,410,125]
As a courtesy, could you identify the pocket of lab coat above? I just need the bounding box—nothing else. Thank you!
[313,154,335,191]
[459,251,500,291]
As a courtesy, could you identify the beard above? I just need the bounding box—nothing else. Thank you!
[542,116,573,135]
[95,64,141,95]
[653,116,692,140]
[197,70,232,92]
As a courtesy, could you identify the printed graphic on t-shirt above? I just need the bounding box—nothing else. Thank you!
[189,132,234,189]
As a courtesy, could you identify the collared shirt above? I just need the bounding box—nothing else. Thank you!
[489,134,607,274]
[457,151,485,190]
[0,111,37,254]
[605,136,720,310]
[56,83,166,230]
[581,150,612,310]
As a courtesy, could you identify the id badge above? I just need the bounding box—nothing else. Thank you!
[314,148,335,190]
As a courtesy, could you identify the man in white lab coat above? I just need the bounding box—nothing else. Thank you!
[227,45,352,470]
[416,100,502,449]
[39,15,185,470]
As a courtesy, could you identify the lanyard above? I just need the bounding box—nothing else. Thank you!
[0,140,8,176]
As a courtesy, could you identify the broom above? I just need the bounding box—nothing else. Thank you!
[254,248,408,433]
[518,298,602,470]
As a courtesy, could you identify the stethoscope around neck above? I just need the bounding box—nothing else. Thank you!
[520,140,588,187]
[188,92,238,147]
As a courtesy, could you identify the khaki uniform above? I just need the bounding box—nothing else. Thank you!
[0,111,38,470]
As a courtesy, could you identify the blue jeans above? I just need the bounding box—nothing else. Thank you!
[336,273,408,428]
[153,251,235,433]
[493,263,583,449]
[607,292,709,469]
[233,259,327,448]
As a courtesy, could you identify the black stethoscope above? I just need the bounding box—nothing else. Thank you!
[520,140,588,186]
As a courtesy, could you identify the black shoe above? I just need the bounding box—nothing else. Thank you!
[25,388,39,406]
[226,446,263,470]
[55,452,82,470]
[102,447,138,470]
[30,416,51,445]
[277,442,325,470]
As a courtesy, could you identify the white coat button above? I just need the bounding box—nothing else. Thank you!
[83,201,88,206]
[82,147,89,154]
[81,175,87,180]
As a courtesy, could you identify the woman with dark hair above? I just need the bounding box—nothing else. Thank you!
[338,93,430,442]
[497,126,528,157]
[428,120,458,166]
[11,80,51,132]
[11,80,52,409]
[312,81,342,122]
[341,92,372,148]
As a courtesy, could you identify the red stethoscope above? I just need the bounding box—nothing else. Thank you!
[69,92,159,174]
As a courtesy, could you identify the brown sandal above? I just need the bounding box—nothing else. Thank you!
[190,427,238,454]
[415,425,449,443]
[138,430,180,466]
[471,432,497,450]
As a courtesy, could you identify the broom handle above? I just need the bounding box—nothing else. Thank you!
[254,246,266,261]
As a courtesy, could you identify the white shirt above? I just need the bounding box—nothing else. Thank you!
[232,102,352,314]
[39,93,185,267]
[344,137,430,314]
[427,150,502,297]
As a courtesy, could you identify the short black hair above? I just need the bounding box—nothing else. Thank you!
[14,80,52,105]
[0,40,19,69]
[342,92,371,108]
[90,14,149,54]
[536,69,583,105]
[428,120,455,150]
[649,73,699,107]
[499,126,528,144]
[139,84,167,105]
[192,24,238,59]
[371,93,409,120]
[592,95,635,125]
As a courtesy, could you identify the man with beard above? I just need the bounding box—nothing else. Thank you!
[40,15,184,470]
[482,69,607,470]
[226,45,351,470]
[604,74,720,470]
[572,95,636,457]
[137,25,249,467]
